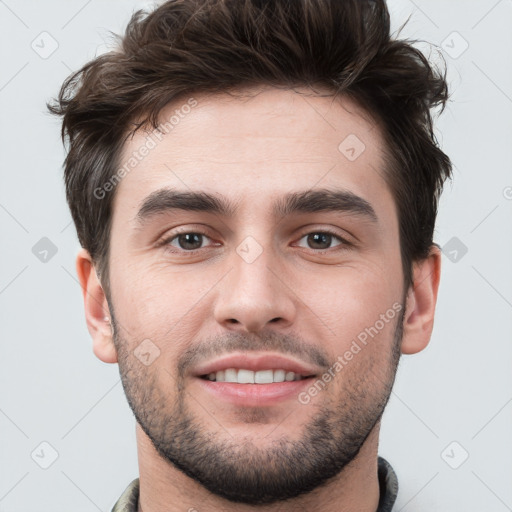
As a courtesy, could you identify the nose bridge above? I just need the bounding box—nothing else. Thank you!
[213,233,296,333]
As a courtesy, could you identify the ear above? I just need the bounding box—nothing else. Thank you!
[76,248,118,363]
[401,245,442,355]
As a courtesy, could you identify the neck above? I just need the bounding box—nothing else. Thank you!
[135,422,382,512]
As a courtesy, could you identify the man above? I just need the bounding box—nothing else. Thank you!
[49,0,452,510]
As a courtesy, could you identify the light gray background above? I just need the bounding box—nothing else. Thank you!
[1,0,511,510]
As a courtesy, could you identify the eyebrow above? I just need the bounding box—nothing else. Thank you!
[134,187,378,226]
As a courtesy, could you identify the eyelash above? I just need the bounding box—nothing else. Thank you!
[158,227,352,255]
[295,229,352,252]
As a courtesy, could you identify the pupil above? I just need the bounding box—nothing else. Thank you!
[179,233,202,250]
[309,233,330,249]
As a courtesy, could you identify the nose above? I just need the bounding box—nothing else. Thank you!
[213,243,297,334]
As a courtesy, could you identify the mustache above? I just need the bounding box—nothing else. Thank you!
[177,330,331,379]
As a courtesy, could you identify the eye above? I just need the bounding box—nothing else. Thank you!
[295,230,349,251]
[158,228,352,255]
[164,231,215,252]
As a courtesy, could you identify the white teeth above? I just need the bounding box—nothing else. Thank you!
[273,369,285,383]
[237,369,255,384]
[224,368,237,382]
[254,369,273,384]
[208,368,308,383]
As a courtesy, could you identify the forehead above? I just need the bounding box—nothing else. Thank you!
[113,86,394,221]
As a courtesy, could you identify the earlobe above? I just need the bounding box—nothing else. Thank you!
[400,245,442,355]
[75,248,118,363]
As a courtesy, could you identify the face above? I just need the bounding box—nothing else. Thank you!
[106,86,406,504]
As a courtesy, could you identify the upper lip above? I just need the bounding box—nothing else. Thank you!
[192,352,321,378]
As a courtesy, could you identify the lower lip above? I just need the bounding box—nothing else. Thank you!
[196,377,314,406]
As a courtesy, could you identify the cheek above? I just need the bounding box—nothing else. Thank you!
[109,263,217,348]
[295,264,402,355]
[311,261,400,312]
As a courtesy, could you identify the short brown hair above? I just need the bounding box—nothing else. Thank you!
[49,0,452,296]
